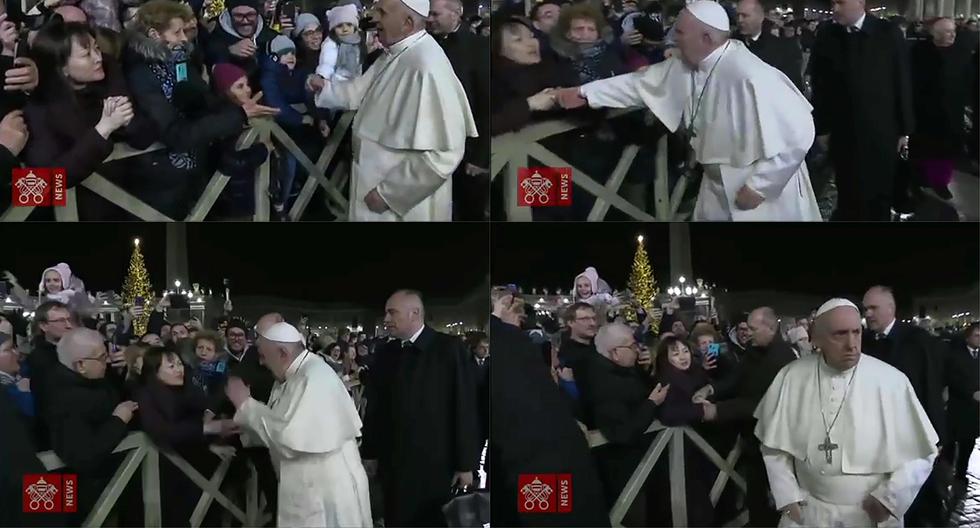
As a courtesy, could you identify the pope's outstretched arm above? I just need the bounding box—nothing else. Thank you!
[578,71,647,109]
[314,62,380,111]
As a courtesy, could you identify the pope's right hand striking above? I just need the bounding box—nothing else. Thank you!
[225,376,251,409]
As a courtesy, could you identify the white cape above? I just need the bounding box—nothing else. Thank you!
[235,352,372,527]
[754,353,938,474]
[582,40,821,221]
[316,31,477,221]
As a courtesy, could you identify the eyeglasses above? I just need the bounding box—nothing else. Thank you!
[45,318,72,325]
[614,343,640,352]
[575,315,597,322]
[80,353,108,364]
[232,12,258,21]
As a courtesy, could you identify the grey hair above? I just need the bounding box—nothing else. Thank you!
[595,322,634,357]
[749,307,778,330]
[57,328,105,369]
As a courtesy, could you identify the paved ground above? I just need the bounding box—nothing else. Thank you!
[948,442,980,527]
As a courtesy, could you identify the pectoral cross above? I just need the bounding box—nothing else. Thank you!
[818,434,839,464]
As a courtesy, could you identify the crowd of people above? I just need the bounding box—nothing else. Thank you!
[0,261,491,527]
[489,0,979,221]
[490,270,978,527]
[0,0,490,221]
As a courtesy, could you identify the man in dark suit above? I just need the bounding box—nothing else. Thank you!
[468,332,490,484]
[361,290,479,527]
[428,0,491,220]
[809,0,914,220]
[735,0,804,92]
[941,322,979,495]
[861,286,947,526]
[488,287,609,527]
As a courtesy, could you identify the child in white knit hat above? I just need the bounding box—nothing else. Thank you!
[315,3,363,83]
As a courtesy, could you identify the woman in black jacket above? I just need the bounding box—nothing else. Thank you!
[24,18,157,220]
[138,347,237,527]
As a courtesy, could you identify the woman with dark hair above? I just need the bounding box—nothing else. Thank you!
[23,18,157,219]
[650,336,715,526]
[138,347,237,527]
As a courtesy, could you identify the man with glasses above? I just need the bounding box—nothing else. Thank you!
[558,302,600,426]
[46,328,139,521]
[205,0,280,85]
[25,301,73,449]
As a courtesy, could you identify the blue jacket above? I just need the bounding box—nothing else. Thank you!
[260,55,313,129]
[3,382,34,418]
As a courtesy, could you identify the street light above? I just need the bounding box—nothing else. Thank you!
[679,276,686,284]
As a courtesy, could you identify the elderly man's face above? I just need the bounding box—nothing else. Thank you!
[967,327,980,349]
[815,307,862,371]
[77,342,109,380]
[533,3,560,32]
[427,0,461,35]
[748,313,775,348]
[257,338,293,380]
[932,19,956,47]
[674,10,717,67]
[862,289,896,333]
[384,294,421,340]
[376,0,415,47]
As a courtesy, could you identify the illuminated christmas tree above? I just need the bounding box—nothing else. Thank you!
[122,238,153,336]
[628,235,660,329]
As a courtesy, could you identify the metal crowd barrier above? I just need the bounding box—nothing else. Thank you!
[36,432,272,528]
[491,109,688,222]
[585,420,748,528]
[1,109,354,223]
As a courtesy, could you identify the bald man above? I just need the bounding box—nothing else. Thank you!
[313,0,477,221]
[861,286,948,526]
[755,299,938,528]
[45,329,139,519]
[557,1,820,221]
[361,289,479,526]
[735,0,803,91]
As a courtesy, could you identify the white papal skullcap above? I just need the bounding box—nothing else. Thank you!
[685,0,730,31]
[402,0,430,17]
[815,298,860,318]
[259,322,305,344]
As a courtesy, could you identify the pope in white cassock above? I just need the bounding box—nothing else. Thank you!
[312,0,477,221]
[556,0,821,221]
[753,299,939,527]
[225,323,372,527]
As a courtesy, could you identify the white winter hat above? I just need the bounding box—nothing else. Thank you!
[292,13,321,37]
[685,0,730,31]
[327,4,359,31]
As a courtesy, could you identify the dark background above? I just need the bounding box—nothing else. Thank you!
[2,223,490,306]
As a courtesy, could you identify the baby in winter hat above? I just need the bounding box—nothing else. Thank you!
[268,34,297,69]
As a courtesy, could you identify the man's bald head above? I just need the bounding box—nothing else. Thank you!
[736,0,765,37]
[58,328,108,379]
[932,17,956,47]
[384,290,426,340]
[54,5,89,23]
[256,313,284,335]
[748,307,778,347]
[428,0,462,35]
[862,286,896,333]
[595,322,635,357]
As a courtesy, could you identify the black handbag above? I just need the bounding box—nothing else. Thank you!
[442,487,490,528]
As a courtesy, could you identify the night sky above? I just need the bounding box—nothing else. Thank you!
[1,224,489,306]
[491,223,979,300]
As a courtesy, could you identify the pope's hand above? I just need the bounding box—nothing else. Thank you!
[735,185,765,210]
[225,376,251,408]
[555,87,587,110]
[452,471,474,489]
[784,502,804,524]
[364,188,389,214]
[862,495,890,523]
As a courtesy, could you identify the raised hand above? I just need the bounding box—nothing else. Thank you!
[0,110,29,156]
[0,14,18,56]
[649,382,669,405]
[229,38,257,58]
[242,91,280,118]
[4,57,39,92]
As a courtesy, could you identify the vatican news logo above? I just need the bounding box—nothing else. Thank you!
[518,167,572,207]
[23,474,77,513]
[12,168,67,207]
[518,474,572,513]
